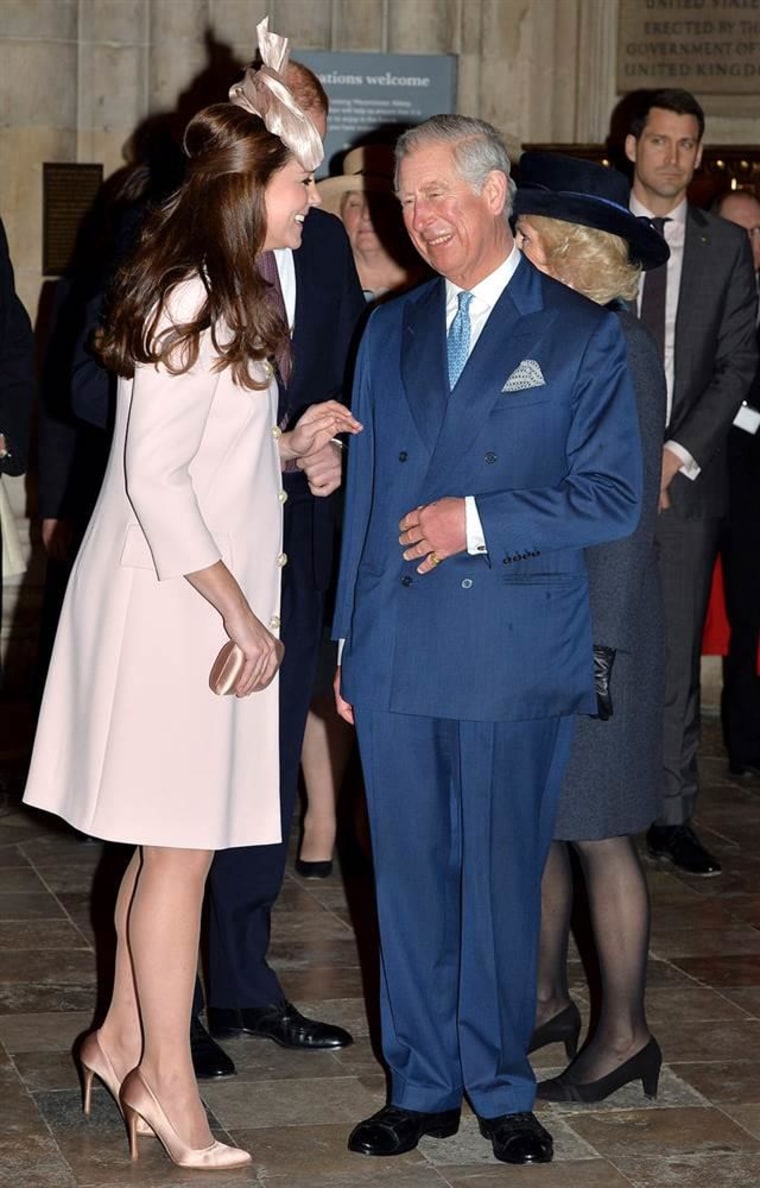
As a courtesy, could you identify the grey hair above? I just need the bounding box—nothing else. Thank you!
[395,114,516,219]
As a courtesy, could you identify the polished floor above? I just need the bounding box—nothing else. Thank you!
[1,714,759,1187]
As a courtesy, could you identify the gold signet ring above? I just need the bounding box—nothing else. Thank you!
[429,552,442,567]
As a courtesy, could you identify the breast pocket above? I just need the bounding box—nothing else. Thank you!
[495,388,551,410]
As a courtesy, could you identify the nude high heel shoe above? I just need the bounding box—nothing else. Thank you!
[120,1068,252,1169]
[79,1032,153,1136]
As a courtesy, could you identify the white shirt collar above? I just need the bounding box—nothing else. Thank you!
[445,244,521,313]
[630,193,687,230]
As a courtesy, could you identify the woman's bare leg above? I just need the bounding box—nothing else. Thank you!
[299,694,354,863]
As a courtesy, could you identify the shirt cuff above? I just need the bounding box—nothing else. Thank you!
[465,495,488,555]
[337,638,345,664]
[665,439,700,481]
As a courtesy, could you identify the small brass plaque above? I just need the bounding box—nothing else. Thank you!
[42,163,104,276]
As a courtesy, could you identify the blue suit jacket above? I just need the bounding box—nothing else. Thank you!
[333,255,643,722]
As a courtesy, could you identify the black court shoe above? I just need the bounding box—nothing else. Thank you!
[529,1001,582,1060]
[537,1035,662,1103]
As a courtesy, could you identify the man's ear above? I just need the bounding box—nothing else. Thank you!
[694,140,704,171]
[624,134,637,166]
[483,169,508,216]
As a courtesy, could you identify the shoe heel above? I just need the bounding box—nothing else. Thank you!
[82,1065,94,1116]
[123,1104,140,1161]
[642,1059,661,1100]
[564,1027,580,1061]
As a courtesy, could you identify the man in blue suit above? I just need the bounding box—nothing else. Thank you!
[333,116,643,1165]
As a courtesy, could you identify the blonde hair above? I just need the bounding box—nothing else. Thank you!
[526,215,641,305]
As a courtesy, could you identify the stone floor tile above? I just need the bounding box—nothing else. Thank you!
[12,1049,82,1093]
[0,890,65,920]
[717,987,760,1016]
[201,1074,385,1129]
[0,847,30,869]
[669,1060,760,1104]
[720,1103,760,1140]
[416,1111,596,1166]
[0,949,97,986]
[442,1158,633,1185]
[268,935,362,970]
[565,1104,760,1157]
[613,1152,760,1187]
[296,995,373,1039]
[0,1066,49,1134]
[0,1010,92,1053]
[644,986,749,1026]
[210,1037,354,1082]
[0,1132,77,1187]
[0,983,95,1014]
[660,1017,760,1062]
[650,928,760,959]
[670,955,760,987]
[0,919,90,951]
[0,866,48,893]
[275,966,367,1000]
[229,1121,428,1181]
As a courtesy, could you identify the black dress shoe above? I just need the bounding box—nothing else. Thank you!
[478,1111,553,1165]
[295,857,333,879]
[646,824,721,876]
[537,1036,662,1103]
[190,1015,236,1079]
[348,1104,460,1156]
[207,1002,353,1049]
[529,1001,582,1059]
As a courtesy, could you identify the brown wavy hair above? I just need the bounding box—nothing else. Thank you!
[523,215,641,305]
[99,103,292,389]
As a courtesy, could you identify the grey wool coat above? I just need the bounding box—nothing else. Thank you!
[555,309,666,840]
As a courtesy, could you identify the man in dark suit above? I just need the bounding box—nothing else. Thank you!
[626,90,758,874]
[191,64,367,1075]
[714,190,760,778]
[0,217,35,675]
[333,115,642,1165]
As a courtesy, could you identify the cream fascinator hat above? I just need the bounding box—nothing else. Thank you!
[317,144,396,216]
[229,17,323,173]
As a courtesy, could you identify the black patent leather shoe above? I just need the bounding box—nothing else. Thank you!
[478,1111,553,1165]
[348,1104,461,1156]
[190,1015,236,1079]
[207,1002,353,1049]
[646,824,721,876]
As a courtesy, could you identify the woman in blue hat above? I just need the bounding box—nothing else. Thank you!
[514,152,668,1104]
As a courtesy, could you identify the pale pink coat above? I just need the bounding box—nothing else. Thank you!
[24,280,284,849]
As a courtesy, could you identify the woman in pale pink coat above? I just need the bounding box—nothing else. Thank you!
[23,25,359,1172]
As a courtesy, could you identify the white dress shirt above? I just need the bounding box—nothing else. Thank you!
[630,195,699,480]
[447,246,523,553]
[273,247,296,331]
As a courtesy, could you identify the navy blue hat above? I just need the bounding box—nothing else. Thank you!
[514,151,669,271]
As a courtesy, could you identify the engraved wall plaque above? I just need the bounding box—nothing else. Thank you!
[618,0,760,95]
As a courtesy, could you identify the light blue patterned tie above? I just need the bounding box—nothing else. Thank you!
[447,290,474,389]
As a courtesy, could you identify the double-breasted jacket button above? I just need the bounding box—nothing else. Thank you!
[401,575,413,587]
[278,489,288,504]
[398,451,408,462]
[262,360,274,378]
[269,615,281,630]
[461,578,473,589]
[271,425,282,439]
[277,552,288,568]
[484,451,497,464]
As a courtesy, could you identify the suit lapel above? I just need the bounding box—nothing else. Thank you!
[673,206,709,417]
[400,279,449,453]
[423,258,554,492]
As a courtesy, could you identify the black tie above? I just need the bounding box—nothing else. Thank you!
[639,217,669,361]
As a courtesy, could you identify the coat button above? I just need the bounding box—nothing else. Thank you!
[398,451,408,462]
[485,451,497,464]
[269,615,281,630]
[277,552,288,568]
[461,578,473,589]
[401,575,412,587]
[271,425,282,439]
[278,490,288,504]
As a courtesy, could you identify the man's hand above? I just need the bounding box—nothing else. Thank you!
[659,445,682,511]
[333,666,354,725]
[398,497,467,574]
[297,440,342,496]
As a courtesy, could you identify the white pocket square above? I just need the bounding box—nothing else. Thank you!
[502,360,545,392]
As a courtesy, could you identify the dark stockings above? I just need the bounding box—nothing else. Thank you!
[536,836,652,1082]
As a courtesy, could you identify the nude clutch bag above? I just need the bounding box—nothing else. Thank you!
[209,641,245,695]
